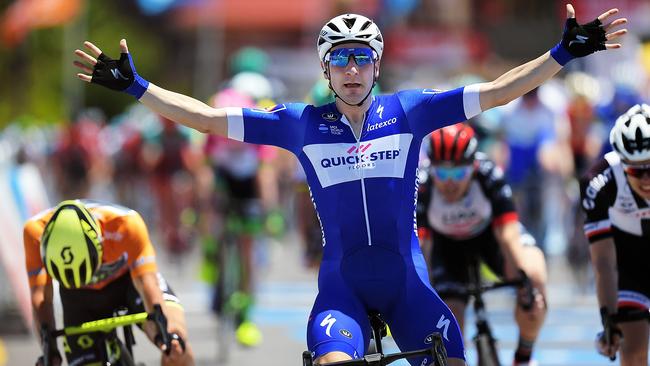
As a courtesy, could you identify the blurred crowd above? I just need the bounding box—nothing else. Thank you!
[1,18,650,315]
[2,49,648,280]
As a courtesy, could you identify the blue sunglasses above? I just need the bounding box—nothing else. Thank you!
[326,47,376,68]
[432,165,473,181]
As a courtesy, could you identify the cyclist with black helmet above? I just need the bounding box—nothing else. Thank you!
[580,104,650,365]
[73,5,625,365]
[417,124,548,366]
[24,200,194,366]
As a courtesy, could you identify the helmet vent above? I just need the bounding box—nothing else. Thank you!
[327,22,340,33]
[79,259,88,284]
[329,35,345,41]
[50,263,61,283]
[64,268,75,287]
[343,17,356,29]
[360,20,372,31]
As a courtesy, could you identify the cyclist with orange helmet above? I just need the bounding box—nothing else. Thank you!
[24,200,194,365]
[417,124,548,366]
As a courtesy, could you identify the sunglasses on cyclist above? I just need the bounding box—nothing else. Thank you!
[325,47,376,68]
[431,165,474,181]
[622,163,650,178]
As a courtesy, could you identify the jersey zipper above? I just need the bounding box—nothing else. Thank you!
[344,112,373,246]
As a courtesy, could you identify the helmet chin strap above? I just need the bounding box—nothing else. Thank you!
[326,63,376,107]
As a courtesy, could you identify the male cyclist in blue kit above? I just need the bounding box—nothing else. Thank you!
[73,5,626,365]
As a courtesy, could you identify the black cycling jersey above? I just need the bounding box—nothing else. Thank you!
[417,154,528,301]
[417,153,518,239]
[580,151,650,308]
[59,273,179,365]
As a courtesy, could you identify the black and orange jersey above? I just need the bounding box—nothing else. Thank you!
[24,200,158,290]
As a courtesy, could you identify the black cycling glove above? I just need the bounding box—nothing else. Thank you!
[551,17,607,65]
[91,52,149,99]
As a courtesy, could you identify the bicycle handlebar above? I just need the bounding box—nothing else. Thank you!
[42,304,186,363]
[462,270,534,310]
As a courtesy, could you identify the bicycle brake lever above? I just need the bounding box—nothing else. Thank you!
[149,304,172,355]
[517,270,534,311]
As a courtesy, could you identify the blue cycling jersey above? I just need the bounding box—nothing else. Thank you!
[227,86,480,256]
[226,86,481,362]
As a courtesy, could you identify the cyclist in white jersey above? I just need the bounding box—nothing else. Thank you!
[580,104,650,365]
[73,6,626,365]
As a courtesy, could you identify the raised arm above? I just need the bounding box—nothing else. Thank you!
[74,39,228,136]
[476,4,627,111]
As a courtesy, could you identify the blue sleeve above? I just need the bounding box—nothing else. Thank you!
[397,86,482,140]
[226,103,309,155]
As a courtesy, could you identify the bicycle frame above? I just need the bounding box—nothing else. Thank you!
[302,312,448,366]
[464,259,533,366]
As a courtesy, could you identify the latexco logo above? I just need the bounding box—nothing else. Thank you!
[367,117,397,132]
[320,142,401,170]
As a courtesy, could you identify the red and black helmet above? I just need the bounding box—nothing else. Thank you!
[428,123,478,165]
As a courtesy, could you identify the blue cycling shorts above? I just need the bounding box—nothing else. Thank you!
[306,245,465,364]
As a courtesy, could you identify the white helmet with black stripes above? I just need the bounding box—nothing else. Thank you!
[610,103,650,162]
[317,13,384,62]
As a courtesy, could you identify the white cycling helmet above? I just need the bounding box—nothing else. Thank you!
[317,13,384,62]
[610,103,650,162]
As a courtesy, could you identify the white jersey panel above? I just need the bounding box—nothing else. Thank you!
[303,133,413,188]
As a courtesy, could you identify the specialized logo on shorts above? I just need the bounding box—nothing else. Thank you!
[303,134,413,188]
[322,112,339,122]
[436,314,450,341]
[339,329,352,338]
[320,313,337,337]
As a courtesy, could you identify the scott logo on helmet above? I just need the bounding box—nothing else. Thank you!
[61,246,74,265]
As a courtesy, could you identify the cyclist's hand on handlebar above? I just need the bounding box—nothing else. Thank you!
[515,270,536,311]
[596,307,623,360]
[160,333,187,362]
[595,328,621,359]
